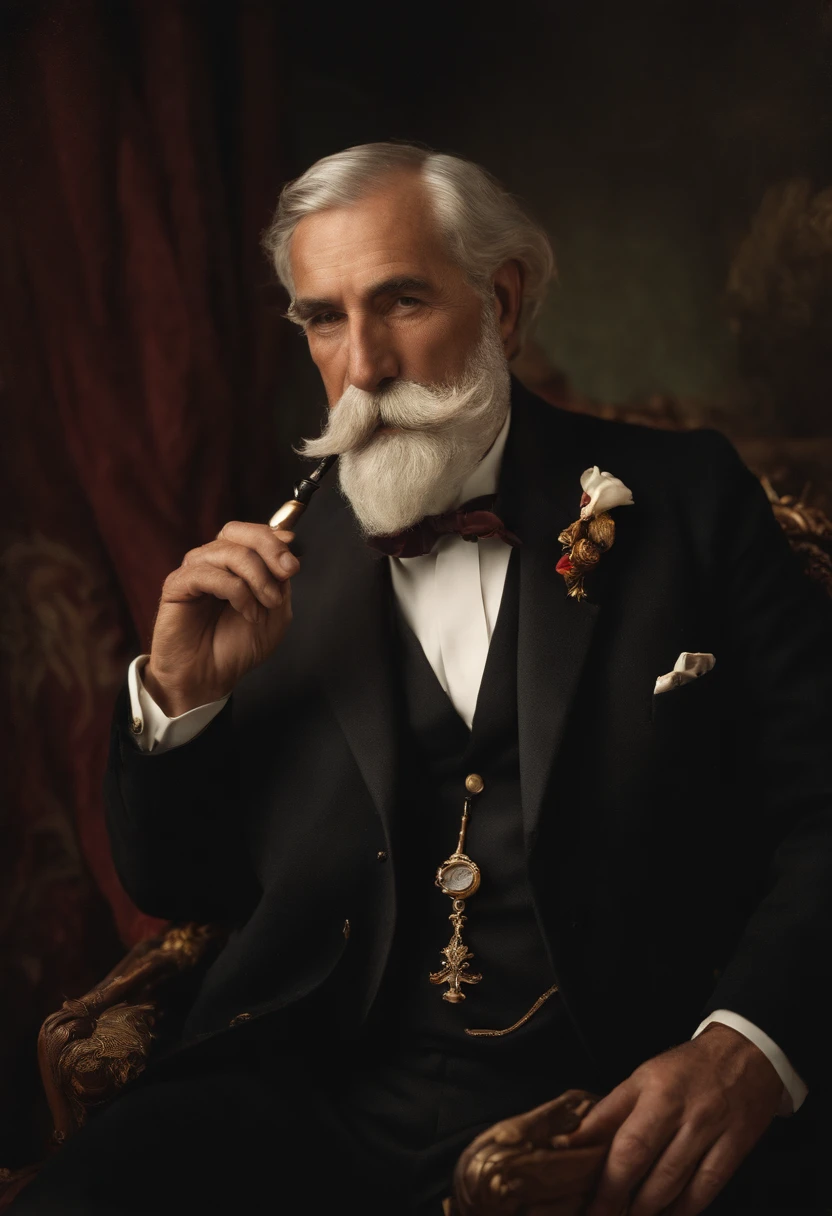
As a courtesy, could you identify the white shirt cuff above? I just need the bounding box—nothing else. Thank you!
[126,655,229,754]
[693,1008,808,1115]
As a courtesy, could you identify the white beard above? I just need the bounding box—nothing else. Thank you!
[298,311,511,536]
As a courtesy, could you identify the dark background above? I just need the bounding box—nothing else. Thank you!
[1,0,830,1170]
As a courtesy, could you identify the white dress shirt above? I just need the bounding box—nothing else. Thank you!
[126,402,805,1114]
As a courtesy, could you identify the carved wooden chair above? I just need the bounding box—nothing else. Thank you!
[2,481,830,1215]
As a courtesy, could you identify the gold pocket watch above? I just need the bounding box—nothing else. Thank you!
[429,774,485,1003]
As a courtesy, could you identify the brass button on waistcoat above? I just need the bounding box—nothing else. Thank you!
[377,850,388,862]
[130,717,143,734]
[229,1012,252,1027]
[465,773,484,794]
[342,918,351,939]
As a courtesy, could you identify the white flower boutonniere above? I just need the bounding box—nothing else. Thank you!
[556,465,634,600]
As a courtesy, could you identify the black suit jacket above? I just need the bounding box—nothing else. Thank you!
[105,379,832,1093]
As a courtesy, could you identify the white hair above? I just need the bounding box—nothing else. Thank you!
[262,142,555,339]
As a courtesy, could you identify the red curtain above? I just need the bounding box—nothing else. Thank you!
[0,0,287,1163]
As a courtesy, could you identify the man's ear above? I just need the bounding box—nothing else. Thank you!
[492,259,524,359]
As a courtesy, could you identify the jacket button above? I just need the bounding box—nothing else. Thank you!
[229,1012,252,1027]
[342,919,351,939]
[377,850,388,862]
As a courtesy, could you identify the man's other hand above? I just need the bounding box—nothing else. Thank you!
[569,1023,784,1216]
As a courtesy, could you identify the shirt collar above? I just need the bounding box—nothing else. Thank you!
[451,403,512,508]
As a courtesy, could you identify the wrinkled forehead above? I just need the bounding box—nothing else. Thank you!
[289,171,460,299]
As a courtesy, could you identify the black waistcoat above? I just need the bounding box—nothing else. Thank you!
[368,550,577,1060]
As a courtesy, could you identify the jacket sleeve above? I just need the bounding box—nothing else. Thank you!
[103,679,259,925]
[694,431,832,1091]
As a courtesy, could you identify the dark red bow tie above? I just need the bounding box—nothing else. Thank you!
[368,495,521,559]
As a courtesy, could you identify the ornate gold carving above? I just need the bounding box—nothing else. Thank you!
[763,477,832,595]
[465,984,560,1038]
[60,1002,156,1121]
[0,1163,41,1207]
[158,923,217,965]
[451,1089,605,1216]
[37,922,222,1142]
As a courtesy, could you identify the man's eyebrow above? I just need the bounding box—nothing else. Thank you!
[290,296,336,322]
[290,276,434,323]
[366,275,433,298]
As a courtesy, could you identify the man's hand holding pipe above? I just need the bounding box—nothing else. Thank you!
[143,522,299,718]
[570,1022,784,1216]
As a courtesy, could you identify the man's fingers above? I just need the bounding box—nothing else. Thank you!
[183,541,287,609]
[569,1083,637,1145]
[627,1121,719,1216]
[585,1100,680,1216]
[216,523,294,545]
[664,1133,738,1216]
[217,522,295,547]
[215,521,299,580]
[165,564,264,624]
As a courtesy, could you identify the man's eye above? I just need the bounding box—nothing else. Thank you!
[397,296,421,307]
[309,312,341,328]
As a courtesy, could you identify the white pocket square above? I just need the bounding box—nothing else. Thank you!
[654,651,715,695]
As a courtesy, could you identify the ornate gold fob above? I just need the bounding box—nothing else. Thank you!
[429,774,485,1003]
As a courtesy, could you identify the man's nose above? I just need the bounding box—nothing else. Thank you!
[345,317,399,393]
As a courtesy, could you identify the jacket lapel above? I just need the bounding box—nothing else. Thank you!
[500,381,603,846]
[295,489,400,850]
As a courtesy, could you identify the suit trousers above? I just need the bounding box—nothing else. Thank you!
[12,1007,602,1216]
[11,1018,827,1215]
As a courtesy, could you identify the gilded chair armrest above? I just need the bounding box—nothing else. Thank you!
[0,1164,41,1212]
[37,923,221,1143]
[450,1089,607,1216]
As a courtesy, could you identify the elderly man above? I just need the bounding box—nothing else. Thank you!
[16,143,832,1215]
